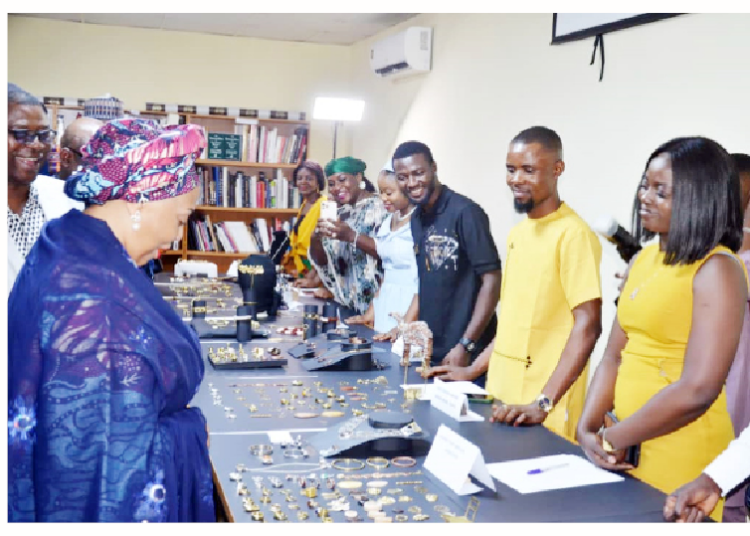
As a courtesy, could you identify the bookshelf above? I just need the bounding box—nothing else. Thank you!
[43,105,307,273]
[162,112,309,273]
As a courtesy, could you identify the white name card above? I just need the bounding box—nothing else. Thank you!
[424,424,497,495]
[431,378,485,422]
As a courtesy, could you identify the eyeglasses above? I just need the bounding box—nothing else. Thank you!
[65,147,83,158]
[8,128,57,145]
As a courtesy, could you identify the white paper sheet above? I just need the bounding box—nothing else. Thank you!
[487,453,624,494]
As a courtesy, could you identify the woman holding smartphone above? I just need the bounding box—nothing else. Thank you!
[577,137,748,522]
[309,157,387,314]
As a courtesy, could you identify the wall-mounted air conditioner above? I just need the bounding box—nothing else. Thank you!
[370,26,432,79]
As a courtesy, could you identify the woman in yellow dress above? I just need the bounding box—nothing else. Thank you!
[577,137,748,522]
[281,161,326,283]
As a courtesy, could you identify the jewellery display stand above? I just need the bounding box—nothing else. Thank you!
[300,339,390,372]
[308,413,430,458]
[320,302,338,333]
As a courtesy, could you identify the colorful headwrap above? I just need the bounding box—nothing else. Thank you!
[324,156,367,177]
[65,119,207,205]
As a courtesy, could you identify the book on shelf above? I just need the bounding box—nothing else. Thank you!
[198,121,308,165]
[187,216,294,255]
[195,166,301,209]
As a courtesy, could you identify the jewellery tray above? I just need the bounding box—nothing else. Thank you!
[203,342,288,370]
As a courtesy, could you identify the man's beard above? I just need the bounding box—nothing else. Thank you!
[408,180,435,207]
[513,198,535,214]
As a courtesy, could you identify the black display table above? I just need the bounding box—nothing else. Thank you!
[177,281,668,523]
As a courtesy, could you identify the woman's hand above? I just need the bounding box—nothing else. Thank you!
[294,274,319,289]
[373,327,399,342]
[490,402,547,426]
[314,287,334,300]
[577,429,635,471]
[427,364,478,382]
[347,315,373,328]
[316,219,355,242]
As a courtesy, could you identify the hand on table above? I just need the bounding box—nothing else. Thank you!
[490,402,547,426]
[663,473,721,523]
[347,310,374,328]
[577,429,635,471]
[427,364,477,382]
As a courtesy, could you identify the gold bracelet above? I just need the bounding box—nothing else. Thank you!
[365,457,389,470]
[391,456,417,468]
[331,458,365,472]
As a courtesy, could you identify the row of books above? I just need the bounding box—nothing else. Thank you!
[187,215,293,254]
[196,122,308,165]
[196,166,302,209]
[236,123,308,164]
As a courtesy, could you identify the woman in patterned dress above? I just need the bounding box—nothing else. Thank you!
[309,157,387,314]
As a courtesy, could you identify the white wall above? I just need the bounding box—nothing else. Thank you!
[349,13,750,376]
[9,13,750,376]
[8,16,354,164]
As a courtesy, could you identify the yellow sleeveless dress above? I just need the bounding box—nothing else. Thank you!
[617,244,748,522]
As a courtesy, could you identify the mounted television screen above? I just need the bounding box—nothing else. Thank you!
[551,13,680,44]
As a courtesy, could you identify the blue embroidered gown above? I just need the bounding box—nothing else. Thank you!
[8,210,215,522]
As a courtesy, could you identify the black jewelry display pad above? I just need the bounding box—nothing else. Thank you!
[307,413,431,458]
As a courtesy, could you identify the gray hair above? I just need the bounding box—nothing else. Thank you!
[8,83,47,114]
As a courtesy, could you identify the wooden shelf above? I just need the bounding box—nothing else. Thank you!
[196,206,298,215]
[196,159,298,169]
[161,250,183,255]
[187,114,309,125]
[186,251,251,258]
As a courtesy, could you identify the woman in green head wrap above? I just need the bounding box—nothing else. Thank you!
[309,156,387,313]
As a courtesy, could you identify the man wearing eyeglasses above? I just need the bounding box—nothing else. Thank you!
[7,83,83,290]
[58,117,103,182]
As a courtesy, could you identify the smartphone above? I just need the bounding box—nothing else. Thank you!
[467,393,495,404]
[321,200,338,221]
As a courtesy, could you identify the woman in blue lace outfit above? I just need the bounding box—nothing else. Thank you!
[8,119,215,522]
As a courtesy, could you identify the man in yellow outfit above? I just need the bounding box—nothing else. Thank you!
[429,126,603,442]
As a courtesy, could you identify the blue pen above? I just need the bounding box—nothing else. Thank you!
[527,463,568,475]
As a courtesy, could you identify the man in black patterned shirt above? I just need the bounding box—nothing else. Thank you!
[7,83,81,290]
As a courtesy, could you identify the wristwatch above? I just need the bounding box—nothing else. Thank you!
[536,394,553,413]
[458,337,476,352]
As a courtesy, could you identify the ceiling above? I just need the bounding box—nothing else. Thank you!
[12,13,419,45]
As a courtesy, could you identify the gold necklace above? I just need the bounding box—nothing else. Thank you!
[629,265,665,300]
